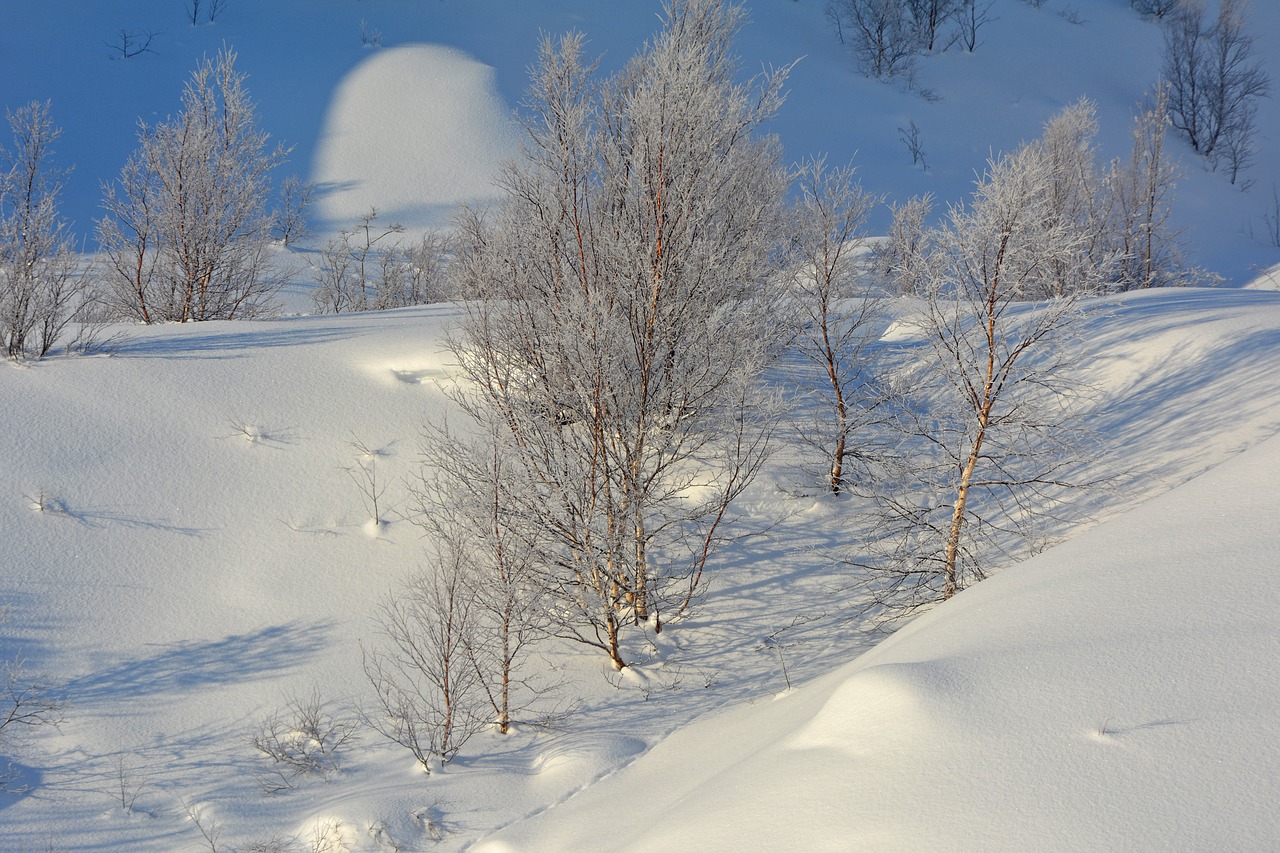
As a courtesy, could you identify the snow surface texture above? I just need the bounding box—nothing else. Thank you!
[2,0,1280,850]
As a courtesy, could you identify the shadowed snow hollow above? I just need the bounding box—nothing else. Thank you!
[312,45,518,232]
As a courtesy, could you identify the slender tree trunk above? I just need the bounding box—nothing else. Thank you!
[823,316,849,494]
[944,268,999,599]
[943,419,986,599]
[605,610,624,670]
[498,605,511,734]
[633,515,649,624]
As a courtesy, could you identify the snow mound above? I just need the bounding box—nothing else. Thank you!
[312,45,518,233]
[786,662,951,755]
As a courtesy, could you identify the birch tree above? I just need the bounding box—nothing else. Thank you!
[789,157,885,495]
[98,48,287,322]
[0,101,86,359]
[877,194,933,296]
[861,106,1107,612]
[1108,86,1204,290]
[446,0,789,668]
[363,552,484,770]
[408,419,550,735]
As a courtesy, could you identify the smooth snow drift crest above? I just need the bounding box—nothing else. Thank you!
[312,45,518,233]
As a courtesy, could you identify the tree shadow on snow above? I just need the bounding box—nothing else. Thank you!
[114,324,359,360]
[64,621,332,704]
[36,497,211,537]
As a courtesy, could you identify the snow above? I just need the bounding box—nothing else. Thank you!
[2,0,1280,850]
[312,45,518,232]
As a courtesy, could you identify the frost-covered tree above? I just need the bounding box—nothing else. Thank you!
[877,194,933,296]
[98,48,288,322]
[860,106,1107,612]
[271,174,314,246]
[446,0,789,668]
[1034,99,1114,298]
[312,210,450,313]
[363,553,484,771]
[0,101,86,359]
[409,419,552,736]
[789,157,885,495]
[1108,86,1204,289]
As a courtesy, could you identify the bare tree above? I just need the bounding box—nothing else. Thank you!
[372,231,451,310]
[312,210,450,313]
[1,658,65,738]
[363,557,484,770]
[447,0,789,668]
[1,611,66,791]
[98,48,288,322]
[1163,0,1269,184]
[312,209,402,314]
[876,194,933,296]
[897,119,927,169]
[1108,86,1204,289]
[955,0,995,52]
[106,29,159,60]
[411,420,552,735]
[271,175,314,246]
[0,101,88,360]
[1262,184,1280,249]
[1131,0,1179,18]
[905,0,961,51]
[789,157,885,495]
[826,0,917,78]
[252,688,357,793]
[859,106,1106,612]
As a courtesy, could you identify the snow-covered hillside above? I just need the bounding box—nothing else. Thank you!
[3,286,1280,850]
[3,1,1280,850]
[2,0,1279,278]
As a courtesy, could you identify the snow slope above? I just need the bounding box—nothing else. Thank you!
[1,287,1279,850]
[311,44,518,231]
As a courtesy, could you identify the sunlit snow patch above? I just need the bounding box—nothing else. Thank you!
[879,317,925,342]
[786,663,950,756]
[358,354,453,388]
[312,45,518,233]
[531,733,647,785]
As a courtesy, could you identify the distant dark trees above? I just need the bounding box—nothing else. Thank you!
[1162,0,1269,185]
[824,0,991,79]
[1131,0,1180,19]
